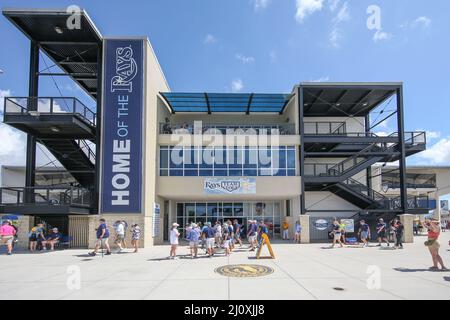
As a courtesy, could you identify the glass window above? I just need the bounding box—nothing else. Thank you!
[200,147,214,168]
[199,169,213,176]
[259,148,271,168]
[207,203,219,220]
[169,146,183,169]
[184,147,198,169]
[160,148,169,169]
[177,203,184,217]
[229,169,243,176]
[185,203,195,218]
[244,169,257,176]
[244,148,258,168]
[160,169,168,176]
[214,147,227,169]
[287,149,296,169]
[196,203,206,217]
[223,203,233,217]
[254,202,265,217]
[184,169,198,176]
[234,203,243,217]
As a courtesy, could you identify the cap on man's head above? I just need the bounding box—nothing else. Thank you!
[52,227,58,232]
[172,223,179,227]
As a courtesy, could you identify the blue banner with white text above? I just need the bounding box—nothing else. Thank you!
[101,39,144,213]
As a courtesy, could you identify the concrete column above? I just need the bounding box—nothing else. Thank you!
[299,214,310,243]
[400,214,414,243]
[17,215,32,250]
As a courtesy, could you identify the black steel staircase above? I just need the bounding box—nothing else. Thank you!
[3,97,96,189]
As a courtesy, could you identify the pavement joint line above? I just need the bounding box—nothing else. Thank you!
[270,259,319,300]
[304,250,406,300]
[142,256,189,299]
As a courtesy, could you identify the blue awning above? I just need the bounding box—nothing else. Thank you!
[160,92,292,114]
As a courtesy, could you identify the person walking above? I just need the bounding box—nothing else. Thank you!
[214,221,222,248]
[282,220,289,240]
[358,220,371,248]
[0,220,16,255]
[89,218,111,256]
[169,223,180,260]
[423,218,447,271]
[202,222,216,257]
[294,221,301,243]
[376,218,390,247]
[222,226,231,256]
[232,219,243,248]
[330,220,344,248]
[113,221,125,253]
[393,219,404,249]
[339,220,347,244]
[130,224,141,253]
[186,223,200,258]
[257,220,269,247]
[247,220,258,251]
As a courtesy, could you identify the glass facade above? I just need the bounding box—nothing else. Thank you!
[176,201,282,238]
[160,146,296,177]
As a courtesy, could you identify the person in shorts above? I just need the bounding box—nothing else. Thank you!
[358,220,371,247]
[169,223,180,259]
[423,218,447,271]
[113,220,126,252]
[28,223,45,252]
[222,225,231,256]
[294,221,301,243]
[89,218,111,256]
[331,220,344,248]
[130,224,141,253]
[214,221,222,248]
[247,220,258,251]
[376,218,389,247]
[202,222,216,257]
[0,220,16,255]
[282,220,289,240]
[42,227,61,251]
[233,219,243,248]
[187,223,201,258]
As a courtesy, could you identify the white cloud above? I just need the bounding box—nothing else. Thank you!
[329,28,342,47]
[373,29,392,42]
[253,0,270,11]
[401,16,432,31]
[328,0,340,11]
[235,53,255,64]
[203,34,217,45]
[415,137,450,165]
[231,79,244,93]
[295,0,324,23]
[311,76,330,82]
[333,1,349,23]
[328,2,350,48]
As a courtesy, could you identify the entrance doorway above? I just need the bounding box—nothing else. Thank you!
[34,215,69,236]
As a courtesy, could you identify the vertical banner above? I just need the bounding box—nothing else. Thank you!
[101,39,144,214]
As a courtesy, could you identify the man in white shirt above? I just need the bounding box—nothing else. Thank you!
[114,221,125,252]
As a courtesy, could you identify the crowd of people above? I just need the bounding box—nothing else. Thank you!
[329,218,405,249]
[88,219,142,256]
[168,219,271,259]
[0,215,447,271]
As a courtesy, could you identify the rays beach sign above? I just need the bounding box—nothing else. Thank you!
[204,178,256,195]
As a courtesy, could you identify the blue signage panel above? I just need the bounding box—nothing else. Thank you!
[101,39,144,213]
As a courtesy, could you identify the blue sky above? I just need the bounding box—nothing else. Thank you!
[0,1,449,177]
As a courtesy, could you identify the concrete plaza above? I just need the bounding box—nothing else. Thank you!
[0,233,449,300]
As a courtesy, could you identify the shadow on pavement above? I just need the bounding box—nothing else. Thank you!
[394,267,449,273]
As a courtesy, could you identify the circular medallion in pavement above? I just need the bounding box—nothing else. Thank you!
[215,264,274,278]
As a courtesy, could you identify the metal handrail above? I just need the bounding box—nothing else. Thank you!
[304,121,346,135]
[391,195,431,210]
[75,139,96,164]
[4,96,96,126]
[0,186,92,207]
[159,122,297,135]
